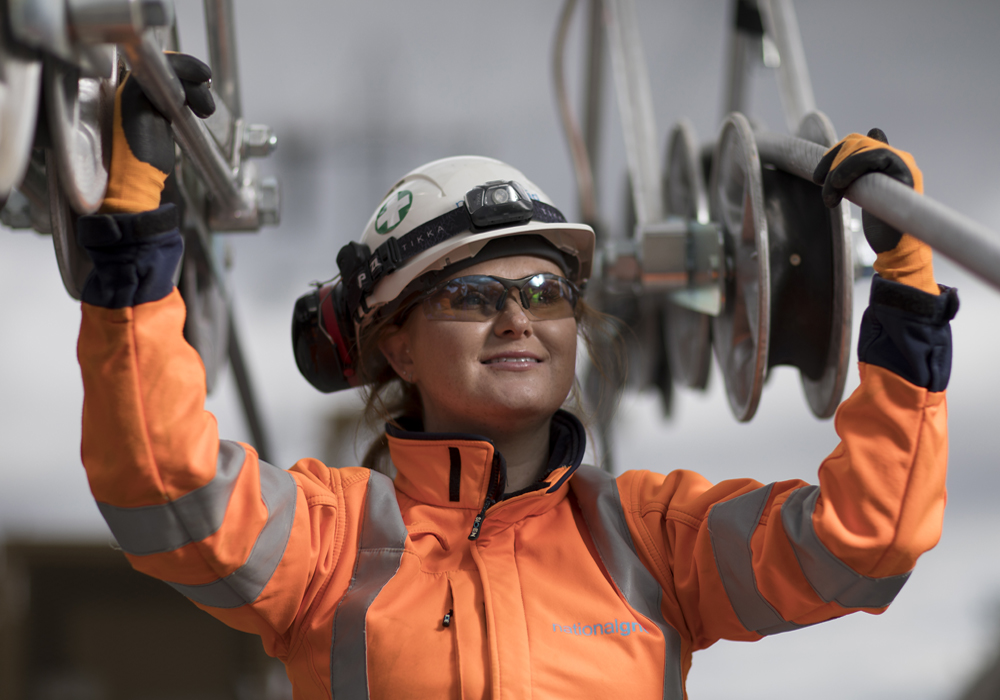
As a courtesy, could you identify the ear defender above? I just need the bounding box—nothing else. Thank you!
[292,282,359,393]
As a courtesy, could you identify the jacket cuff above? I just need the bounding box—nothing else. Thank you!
[858,275,959,392]
[77,204,183,309]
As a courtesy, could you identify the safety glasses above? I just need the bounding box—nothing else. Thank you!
[415,273,581,322]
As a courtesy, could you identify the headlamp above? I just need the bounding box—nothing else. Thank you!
[465,180,534,229]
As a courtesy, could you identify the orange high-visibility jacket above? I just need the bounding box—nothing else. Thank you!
[77,207,955,699]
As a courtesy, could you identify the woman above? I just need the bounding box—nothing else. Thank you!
[77,58,956,698]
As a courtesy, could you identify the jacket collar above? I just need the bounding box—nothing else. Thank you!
[386,409,587,511]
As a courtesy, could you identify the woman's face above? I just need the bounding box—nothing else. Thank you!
[380,255,578,436]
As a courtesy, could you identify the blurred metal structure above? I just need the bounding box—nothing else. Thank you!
[0,0,277,460]
[554,0,1000,440]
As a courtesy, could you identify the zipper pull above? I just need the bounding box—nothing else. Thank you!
[442,609,453,628]
[469,451,503,540]
[468,498,493,540]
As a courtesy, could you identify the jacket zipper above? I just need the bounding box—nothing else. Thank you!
[468,452,504,540]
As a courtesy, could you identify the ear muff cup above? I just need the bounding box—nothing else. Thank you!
[292,284,358,393]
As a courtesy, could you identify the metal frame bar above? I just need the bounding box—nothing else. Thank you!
[758,0,816,132]
[203,0,242,120]
[722,1,754,118]
[603,0,663,229]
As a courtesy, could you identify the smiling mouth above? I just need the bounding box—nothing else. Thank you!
[483,357,541,364]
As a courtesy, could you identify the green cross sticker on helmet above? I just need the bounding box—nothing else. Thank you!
[375,189,413,234]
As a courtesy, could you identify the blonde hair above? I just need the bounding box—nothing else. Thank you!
[354,299,625,475]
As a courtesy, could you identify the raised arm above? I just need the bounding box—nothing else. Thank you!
[616,130,956,650]
[76,57,357,669]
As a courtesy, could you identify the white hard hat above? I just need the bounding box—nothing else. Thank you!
[339,155,595,325]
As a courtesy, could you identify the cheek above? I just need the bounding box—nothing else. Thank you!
[411,322,484,375]
[546,322,579,380]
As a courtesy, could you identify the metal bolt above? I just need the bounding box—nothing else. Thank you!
[242,124,278,159]
[789,253,801,266]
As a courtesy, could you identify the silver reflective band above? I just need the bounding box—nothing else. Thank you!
[708,484,803,636]
[571,467,684,700]
[330,470,408,699]
[166,458,296,609]
[97,440,246,556]
[781,486,910,609]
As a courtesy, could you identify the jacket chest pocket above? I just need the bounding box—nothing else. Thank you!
[364,566,489,700]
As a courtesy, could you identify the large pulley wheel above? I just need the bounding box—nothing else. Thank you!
[44,51,118,299]
[710,113,770,421]
[46,150,92,299]
[44,48,117,214]
[796,111,852,417]
[0,28,42,205]
[778,110,852,418]
[662,120,712,390]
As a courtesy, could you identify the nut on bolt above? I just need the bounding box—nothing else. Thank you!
[256,177,280,227]
[243,124,278,159]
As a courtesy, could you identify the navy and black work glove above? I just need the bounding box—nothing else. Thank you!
[77,207,183,308]
[101,53,215,214]
[812,128,937,295]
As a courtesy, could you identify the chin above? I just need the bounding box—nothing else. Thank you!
[477,386,569,423]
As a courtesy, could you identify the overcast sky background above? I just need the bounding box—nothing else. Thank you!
[2,1,1000,698]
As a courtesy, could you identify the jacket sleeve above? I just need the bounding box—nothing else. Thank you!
[76,206,358,662]
[618,275,958,651]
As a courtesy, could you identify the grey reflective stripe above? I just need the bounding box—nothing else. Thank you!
[97,440,246,556]
[330,470,408,699]
[570,467,683,700]
[166,458,297,609]
[708,484,803,636]
[781,485,910,608]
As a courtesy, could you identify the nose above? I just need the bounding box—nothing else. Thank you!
[493,295,532,337]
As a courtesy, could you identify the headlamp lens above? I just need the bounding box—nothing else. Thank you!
[465,179,533,228]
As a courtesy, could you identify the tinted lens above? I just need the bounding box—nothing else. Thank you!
[421,274,578,322]
[422,276,505,320]
[520,274,577,319]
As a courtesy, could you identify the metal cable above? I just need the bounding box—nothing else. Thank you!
[553,0,599,226]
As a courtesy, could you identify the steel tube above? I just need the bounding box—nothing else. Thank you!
[755,131,1000,293]
[121,32,247,215]
[203,0,242,120]
[758,0,815,132]
[604,0,663,227]
[722,23,751,117]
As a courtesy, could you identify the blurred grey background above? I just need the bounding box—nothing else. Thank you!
[2,1,1000,698]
